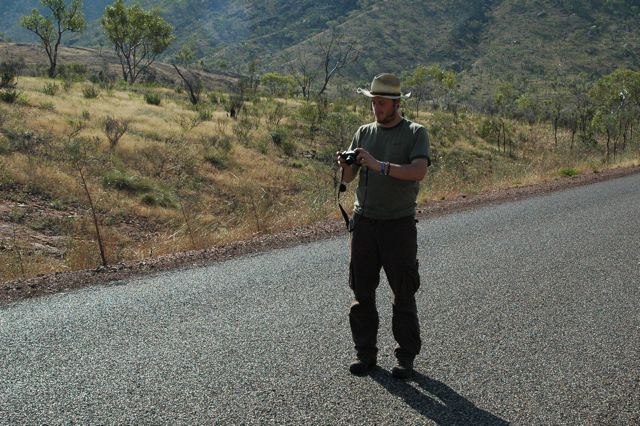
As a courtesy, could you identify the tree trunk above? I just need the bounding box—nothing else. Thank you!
[78,166,107,267]
[605,128,611,163]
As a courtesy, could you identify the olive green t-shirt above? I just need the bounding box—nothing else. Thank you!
[348,118,430,220]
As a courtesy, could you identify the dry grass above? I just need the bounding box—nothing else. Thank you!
[1,73,639,282]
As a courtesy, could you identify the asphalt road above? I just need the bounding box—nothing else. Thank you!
[1,173,639,425]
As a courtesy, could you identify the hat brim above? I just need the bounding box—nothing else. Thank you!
[357,88,411,99]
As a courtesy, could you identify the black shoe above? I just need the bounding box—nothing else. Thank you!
[391,359,414,379]
[349,358,376,376]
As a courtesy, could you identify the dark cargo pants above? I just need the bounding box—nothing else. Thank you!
[349,214,421,363]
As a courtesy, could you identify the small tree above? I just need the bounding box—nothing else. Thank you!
[288,46,317,101]
[589,69,640,161]
[316,30,360,99]
[0,61,20,103]
[101,0,174,84]
[172,42,203,105]
[543,80,569,148]
[406,65,430,117]
[494,82,516,154]
[261,72,295,98]
[103,116,129,150]
[20,0,86,78]
[227,78,248,119]
[64,127,107,267]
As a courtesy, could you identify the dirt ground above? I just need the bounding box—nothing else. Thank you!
[2,164,639,306]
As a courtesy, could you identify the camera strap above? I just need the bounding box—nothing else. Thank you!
[337,167,368,233]
[337,168,350,230]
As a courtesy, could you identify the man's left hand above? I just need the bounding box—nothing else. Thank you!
[354,148,379,171]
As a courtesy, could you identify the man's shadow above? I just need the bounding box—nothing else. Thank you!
[371,369,510,425]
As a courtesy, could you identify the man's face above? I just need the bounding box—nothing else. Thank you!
[371,97,399,124]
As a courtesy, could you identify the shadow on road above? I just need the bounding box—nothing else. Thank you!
[371,369,510,425]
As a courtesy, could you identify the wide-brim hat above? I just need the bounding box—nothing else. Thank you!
[357,73,411,99]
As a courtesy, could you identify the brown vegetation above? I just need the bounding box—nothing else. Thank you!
[1,44,640,292]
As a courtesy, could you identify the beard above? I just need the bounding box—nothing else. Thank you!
[376,108,398,124]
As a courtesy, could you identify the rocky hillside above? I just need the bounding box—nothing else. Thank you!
[2,1,639,96]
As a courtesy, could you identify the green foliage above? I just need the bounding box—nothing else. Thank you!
[197,107,212,121]
[279,137,296,157]
[103,116,129,150]
[140,189,177,208]
[19,0,86,77]
[478,118,500,143]
[559,167,580,177]
[0,61,19,103]
[102,169,152,193]
[64,135,101,168]
[40,101,55,111]
[0,90,19,103]
[261,72,296,98]
[405,64,458,114]
[56,62,88,81]
[0,137,9,155]
[82,85,99,99]
[202,134,232,169]
[42,81,59,96]
[101,0,174,84]
[144,91,162,105]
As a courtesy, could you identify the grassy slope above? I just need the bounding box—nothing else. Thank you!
[2,64,639,281]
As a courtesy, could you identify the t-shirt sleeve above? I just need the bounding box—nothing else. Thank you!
[348,126,363,151]
[410,126,431,166]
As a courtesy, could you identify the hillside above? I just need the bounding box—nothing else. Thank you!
[2,0,639,97]
[0,42,239,91]
[2,65,640,282]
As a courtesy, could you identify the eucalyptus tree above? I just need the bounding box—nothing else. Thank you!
[590,69,640,161]
[20,0,86,78]
[101,0,174,84]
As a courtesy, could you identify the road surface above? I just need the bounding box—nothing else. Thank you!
[1,173,639,424]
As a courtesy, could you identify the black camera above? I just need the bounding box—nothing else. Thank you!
[340,150,357,165]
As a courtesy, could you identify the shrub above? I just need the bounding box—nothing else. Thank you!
[102,169,151,193]
[0,136,10,155]
[209,91,220,104]
[0,90,18,103]
[63,78,73,92]
[201,134,232,152]
[43,82,59,96]
[559,167,579,177]
[204,149,229,169]
[202,134,232,169]
[0,61,19,103]
[198,107,212,121]
[103,116,129,150]
[281,138,296,156]
[82,85,100,99]
[57,63,88,81]
[1,61,19,89]
[144,91,161,105]
[40,101,55,111]
[140,190,177,208]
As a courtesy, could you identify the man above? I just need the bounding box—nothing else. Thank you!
[337,73,430,379]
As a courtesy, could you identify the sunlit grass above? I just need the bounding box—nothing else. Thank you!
[1,74,639,282]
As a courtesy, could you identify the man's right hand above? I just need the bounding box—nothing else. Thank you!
[336,151,350,169]
[337,151,358,183]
